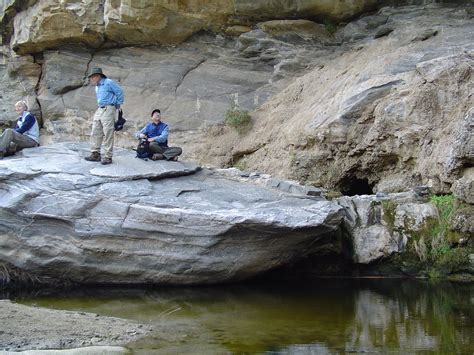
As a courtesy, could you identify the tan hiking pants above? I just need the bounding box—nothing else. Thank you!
[90,106,116,159]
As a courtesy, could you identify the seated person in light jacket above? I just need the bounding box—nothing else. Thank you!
[135,109,182,161]
[0,100,39,158]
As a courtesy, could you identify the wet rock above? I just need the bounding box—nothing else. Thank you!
[336,191,438,264]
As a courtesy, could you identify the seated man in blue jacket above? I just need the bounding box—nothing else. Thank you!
[0,100,40,158]
[136,109,182,161]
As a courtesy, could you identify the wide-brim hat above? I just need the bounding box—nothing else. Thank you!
[88,67,107,78]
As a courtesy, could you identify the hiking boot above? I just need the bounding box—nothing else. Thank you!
[101,157,112,165]
[85,152,101,162]
[6,142,17,156]
[151,153,164,161]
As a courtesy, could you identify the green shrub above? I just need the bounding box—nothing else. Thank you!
[430,194,456,238]
[233,161,248,172]
[438,248,470,272]
[224,106,251,132]
[410,194,471,277]
[382,200,397,233]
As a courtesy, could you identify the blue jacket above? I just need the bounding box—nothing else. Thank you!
[95,78,124,107]
[15,111,39,143]
[136,121,169,147]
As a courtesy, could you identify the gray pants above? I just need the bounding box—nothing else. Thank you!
[149,142,182,160]
[0,128,38,156]
[90,106,116,159]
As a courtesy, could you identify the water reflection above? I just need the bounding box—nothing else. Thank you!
[4,279,473,354]
[380,0,472,5]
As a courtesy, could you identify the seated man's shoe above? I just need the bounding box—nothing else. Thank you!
[85,152,101,162]
[101,157,112,165]
[151,153,164,161]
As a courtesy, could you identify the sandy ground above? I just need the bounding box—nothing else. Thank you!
[0,300,152,353]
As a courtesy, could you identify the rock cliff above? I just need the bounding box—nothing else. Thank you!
[196,5,474,200]
[0,2,472,203]
[3,0,377,53]
[0,1,472,283]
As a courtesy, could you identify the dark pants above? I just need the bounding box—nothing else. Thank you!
[149,142,182,160]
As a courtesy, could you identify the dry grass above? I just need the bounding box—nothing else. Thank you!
[0,262,42,287]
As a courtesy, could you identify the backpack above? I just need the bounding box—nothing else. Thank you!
[135,137,151,159]
[114,109,126,131]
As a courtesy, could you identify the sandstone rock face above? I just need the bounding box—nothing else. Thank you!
[26,19,337,150]
[6,0,376,54]
[34,40,284,149]
[0,143,344,285]
[0,4,471,201]
[103,0,234,47]
[0,46,41,124]
[0,0,359,149]
[11,0,104,54]
[234,0,377,21]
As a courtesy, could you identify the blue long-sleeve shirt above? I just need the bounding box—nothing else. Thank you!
[136,122,169,147]
[15,111,40,143]
[95,78,124,108]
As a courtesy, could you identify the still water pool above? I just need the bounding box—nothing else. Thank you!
[9,279,474,354]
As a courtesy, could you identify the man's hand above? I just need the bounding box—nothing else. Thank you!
[147,138,155,143]
[139,133,147,139]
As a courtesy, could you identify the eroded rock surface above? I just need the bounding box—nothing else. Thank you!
[0,142,344,285]
[337,190,438,264]
[4,0,376,54]
[1,4,471,204]
[195,5,474,199]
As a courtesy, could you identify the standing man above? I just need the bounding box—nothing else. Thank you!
[136,109,182,161]
[85,67,124,165]
[0,100,39,158]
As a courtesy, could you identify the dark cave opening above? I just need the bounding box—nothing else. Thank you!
[339,176,374,196]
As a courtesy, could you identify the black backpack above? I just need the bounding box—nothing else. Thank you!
[114,109,126,131]
[136,137,151,159]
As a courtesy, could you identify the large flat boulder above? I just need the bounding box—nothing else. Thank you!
[0,142,344,285]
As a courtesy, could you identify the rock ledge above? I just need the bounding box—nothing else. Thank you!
[0,143,344,285]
